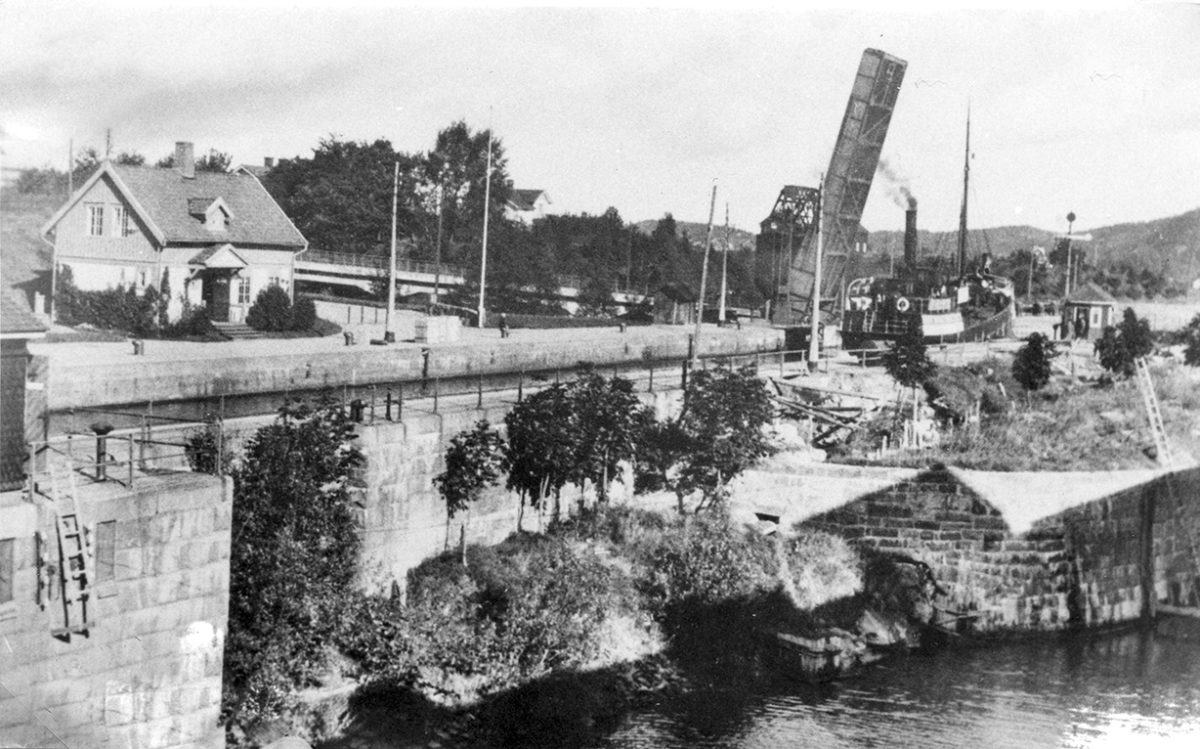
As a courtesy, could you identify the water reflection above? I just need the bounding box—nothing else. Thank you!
[597,629,1200,748]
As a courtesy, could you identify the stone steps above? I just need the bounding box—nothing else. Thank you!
[210,322,265,340]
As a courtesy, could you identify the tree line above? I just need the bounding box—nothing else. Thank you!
[15,122,766,315]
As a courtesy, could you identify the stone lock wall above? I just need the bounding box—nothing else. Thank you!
[793,464,1200,636]
[0,472,231,749]
[352,389,683,594]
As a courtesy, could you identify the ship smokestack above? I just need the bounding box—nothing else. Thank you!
[904,197,918,269]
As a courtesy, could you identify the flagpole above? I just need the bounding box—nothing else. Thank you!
[692,179,718,364]
[477,124,493,329]
[385,160,399,342]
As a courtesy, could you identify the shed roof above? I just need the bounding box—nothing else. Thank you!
[657,281,698,303]
[1066,281,1117,305]
[1,291,47,338]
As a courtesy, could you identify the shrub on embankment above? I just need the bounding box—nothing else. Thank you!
[336,508,864,708]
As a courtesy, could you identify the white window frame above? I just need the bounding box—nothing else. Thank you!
[87,204,104,236]
[237,276,251,304]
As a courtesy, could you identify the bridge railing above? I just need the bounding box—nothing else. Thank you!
[300,250,467,278]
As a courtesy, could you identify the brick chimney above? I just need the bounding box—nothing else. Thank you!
[264,157,275,169]
[176,141,195,179]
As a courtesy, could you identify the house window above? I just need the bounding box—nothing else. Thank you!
[0,538,13,603]
[87,204,104,236]
[138,269,149,288]
[268,276,288,291]
[113,205,134,237]
[237,276,251,304]
[94,521,115,583]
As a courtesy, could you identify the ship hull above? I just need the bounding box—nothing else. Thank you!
[840,304,1013,351]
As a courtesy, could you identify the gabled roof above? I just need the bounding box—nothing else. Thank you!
[508,189,547,211]
[1,291,47,339]
[189,244,248,269]
[42,161,305,249]
[657,281,697,303]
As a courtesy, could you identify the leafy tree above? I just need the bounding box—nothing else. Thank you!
[637,365,776,513]
[156,148,232,172]
[504,383,578,522]
[1094,307,1154,376]
[1184,313,1200,367]
[434,420,506,563]
[1012,332,1058,392]
[223,397,365,726]
[419,121,512,259]
[883,325,937,391]
[563,369,654,504]
[264,136,423,255]
[883,325,937,426]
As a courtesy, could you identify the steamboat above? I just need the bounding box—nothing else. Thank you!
[839,116,1015,349]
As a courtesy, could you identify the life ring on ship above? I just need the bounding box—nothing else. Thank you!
[895,296,911,313]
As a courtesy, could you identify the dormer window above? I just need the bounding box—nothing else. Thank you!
[205,204,228,232]
[188,197,233,233]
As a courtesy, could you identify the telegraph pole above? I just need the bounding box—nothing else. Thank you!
[1064,211,1076,298]
[384,161,399,342]
[433,180,444,307]
[477,126,493,329]
[719,202,730,324]
[692,180,718,364]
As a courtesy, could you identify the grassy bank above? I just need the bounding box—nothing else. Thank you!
[833,357,1200,471]
[240,507,874,746]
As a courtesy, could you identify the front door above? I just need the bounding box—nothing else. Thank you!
[202,272,232,322]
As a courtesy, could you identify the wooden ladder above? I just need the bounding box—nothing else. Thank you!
[1134,356,1173,468]
[47,458,95,638]
[1135,358,1200,606]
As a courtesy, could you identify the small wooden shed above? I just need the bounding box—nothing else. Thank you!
[1061,281,1116,341]
[653,282,698,326]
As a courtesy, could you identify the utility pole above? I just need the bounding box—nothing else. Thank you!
[692,180,718,364]
[105,128,112,159]
[1064,211,1076,298]
[67,139,74,196]
[719,202,730,324]
[477,126,493,329]
[433,180,444,307]
[384,161,399,342]
[808,174,824,372]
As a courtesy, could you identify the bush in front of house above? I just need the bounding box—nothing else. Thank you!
[54,264,163,337]
[291,296,317,332]
[246,286,323,333]
[246,284,294,331]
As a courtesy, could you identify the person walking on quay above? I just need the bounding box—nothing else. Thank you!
[499,313,510,338]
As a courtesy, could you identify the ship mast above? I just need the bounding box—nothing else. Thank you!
[957,107,971,277]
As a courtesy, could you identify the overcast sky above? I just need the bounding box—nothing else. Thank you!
[2,1,1197,235]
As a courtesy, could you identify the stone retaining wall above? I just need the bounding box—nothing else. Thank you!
[748,463,1200,635]
[0,472,231,748]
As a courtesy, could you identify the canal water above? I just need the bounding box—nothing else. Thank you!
[593,628,1200,749]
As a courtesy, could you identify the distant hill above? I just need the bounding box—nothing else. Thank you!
[633,219,757,251]
[862,207,1200,282]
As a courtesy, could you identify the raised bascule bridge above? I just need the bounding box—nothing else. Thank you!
[757,48,907,327]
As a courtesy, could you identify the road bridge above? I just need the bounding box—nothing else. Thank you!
[295,249,646,311]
